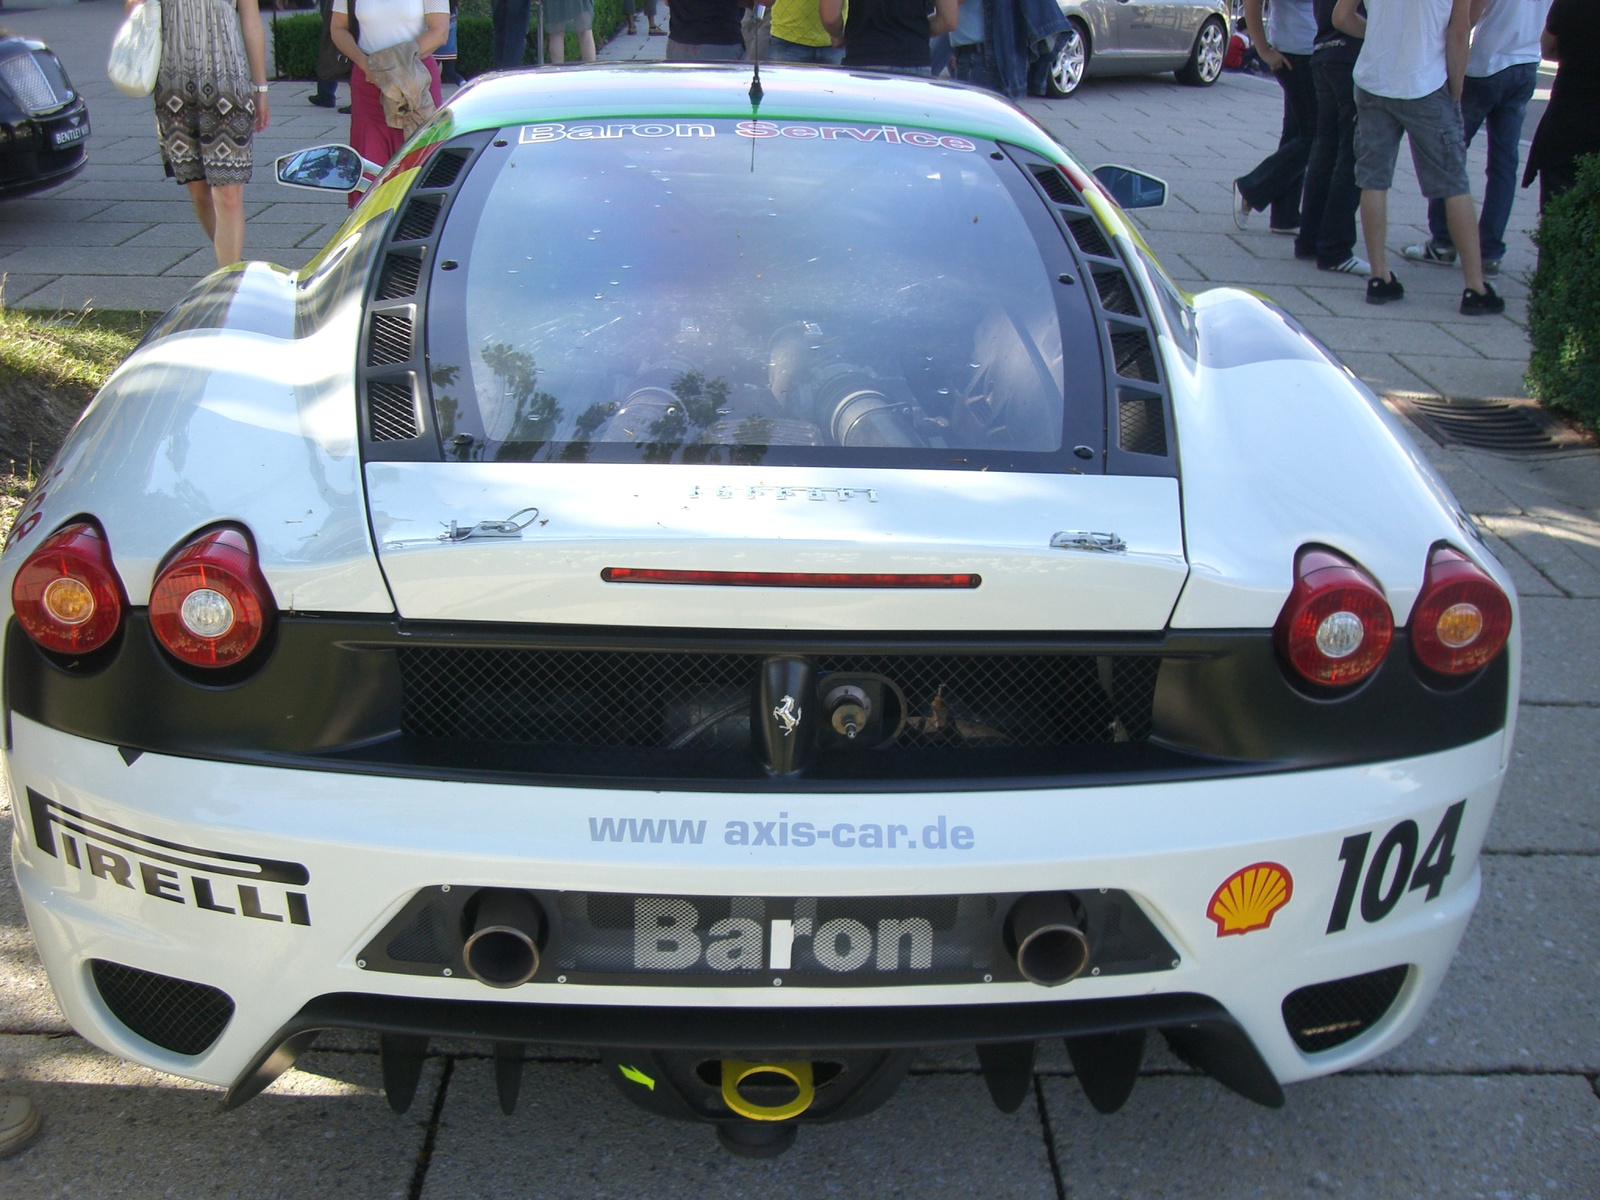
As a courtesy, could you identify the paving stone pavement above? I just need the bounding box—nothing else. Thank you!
[1,4,1598,1197]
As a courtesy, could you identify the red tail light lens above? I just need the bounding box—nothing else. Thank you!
[11,521,125,654]
[1410,546,1512,675]
[149,528,274,667]
[1275,548,1394,686]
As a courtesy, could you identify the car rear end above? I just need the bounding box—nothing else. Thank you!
[0,70,1517,1149]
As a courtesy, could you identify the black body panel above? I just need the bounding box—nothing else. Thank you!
[5,613,1508,790]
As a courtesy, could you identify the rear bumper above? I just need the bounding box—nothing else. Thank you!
[7,715,1502,1099]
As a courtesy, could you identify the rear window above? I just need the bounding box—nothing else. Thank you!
[424,119,1102,469]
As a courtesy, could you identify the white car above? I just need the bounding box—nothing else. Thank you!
[2,66,1516,1157]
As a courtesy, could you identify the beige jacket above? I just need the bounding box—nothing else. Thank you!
[365,39,436,136]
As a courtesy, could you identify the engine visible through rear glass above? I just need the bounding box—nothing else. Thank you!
[430,120,1071,465]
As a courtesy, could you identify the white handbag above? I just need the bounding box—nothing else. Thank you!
[107,1,162,98]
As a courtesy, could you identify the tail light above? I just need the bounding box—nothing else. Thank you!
[1410,546,1511,675]
[1275,548,1394,686]
[11,521,125,654]
[149,528,274,667]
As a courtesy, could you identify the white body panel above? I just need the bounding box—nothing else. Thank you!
[367,463,1189,631]
[1161,289,1507,630]
[9,715,1503,1091]
[0,264,393,614]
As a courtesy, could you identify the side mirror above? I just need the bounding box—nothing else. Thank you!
[1092,164,1168,209]
[275,144,380,193]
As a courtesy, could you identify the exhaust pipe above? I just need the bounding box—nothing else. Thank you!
[1006,892,1090,986]
[462,889,545,988]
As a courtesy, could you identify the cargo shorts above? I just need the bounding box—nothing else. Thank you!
[1353,84,1470,200]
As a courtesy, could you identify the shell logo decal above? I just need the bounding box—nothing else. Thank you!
[1208,862,1293,936]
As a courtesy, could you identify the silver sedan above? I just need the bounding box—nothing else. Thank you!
[1046,0,1231,97]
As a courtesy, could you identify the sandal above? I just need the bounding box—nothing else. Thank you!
[627,15,637,33]
[648,21,665,34]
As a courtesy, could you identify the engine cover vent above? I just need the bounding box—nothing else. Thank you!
[1068,216,1114,260]
[1093,268,1141,317]
[1110,327,1158,382]
[368,313,412,366]
[1030,164,1079,206]
[393,194,442,243]
[1118,389,1168,456]
[376,254,423,301]
[369,379,420,441]
[421,148,471,190]
[91,960,235,1056]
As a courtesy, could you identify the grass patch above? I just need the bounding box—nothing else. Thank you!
[0,306,156,539]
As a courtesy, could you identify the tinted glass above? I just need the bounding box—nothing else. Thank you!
[427,119,1094,467]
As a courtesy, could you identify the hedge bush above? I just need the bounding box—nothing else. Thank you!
[1527,153,1600,434]
[272,4,626,80]
[271,12,323,80]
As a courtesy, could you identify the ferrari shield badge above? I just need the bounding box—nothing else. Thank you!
[1208,862,1292,936]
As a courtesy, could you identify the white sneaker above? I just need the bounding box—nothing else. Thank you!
[0,1096,40,1159]
[1402,240,1458,266]
[1232,182,1251,230]
[1319,256,1370,275]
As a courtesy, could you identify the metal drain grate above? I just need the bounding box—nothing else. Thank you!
[1389,396,1590,454]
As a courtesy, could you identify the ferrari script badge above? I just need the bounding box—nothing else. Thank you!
[772,695,802,737]
[1208,862,1292,936]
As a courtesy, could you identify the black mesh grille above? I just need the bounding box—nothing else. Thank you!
[1031,165,1079,206]
[386,903,455,964]
[1093,268,1141,317]
[376,254,423,301]
[393,195,441,242]
[1068,217,1114,259]
[1110,328,1158,382]
[91,960,235,1056]
[1282,965,1409,1052]
[1118,390,1168,456]
[368,313,412,366]
[421,148,470,190]
[368,380,419,441]
[398,648,1160,750]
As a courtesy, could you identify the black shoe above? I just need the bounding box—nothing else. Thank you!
[1366,273,1404,305]
[308,94,336,108]
[337,104,352,115]
[1460,282,1505,315]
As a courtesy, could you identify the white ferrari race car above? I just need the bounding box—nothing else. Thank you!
[1,66,1516,1156]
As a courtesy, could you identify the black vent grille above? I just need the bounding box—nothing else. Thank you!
[1068,217,1114,260]
[1031,165,1079,206]
[91,960,235,1056]
[368,313,412,366]
[1093,269,1141,317]
[1118,390,1168,456]
[393,195,442,242]
[368,380,419,441]
[398,648,1161,751]
[1111,328,1158,382]
[1282,966,1409,1053]
[376,254,423,301]
[421,148,471,190]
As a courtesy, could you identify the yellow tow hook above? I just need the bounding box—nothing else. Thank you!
[720,1060,815,1122]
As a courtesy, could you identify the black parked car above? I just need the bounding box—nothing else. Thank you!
[0,29,87,199]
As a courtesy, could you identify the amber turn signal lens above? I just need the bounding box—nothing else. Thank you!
[11,521,125,655]
[1410,547,1511,675]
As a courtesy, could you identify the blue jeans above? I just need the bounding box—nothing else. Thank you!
[1236,53,1317,228]
[1295,60,1360,268]
[492,0,533,69]
[768,35,844,64]
[1426,61,1538,263]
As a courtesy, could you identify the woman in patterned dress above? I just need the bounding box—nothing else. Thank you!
[139,0,271,268]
